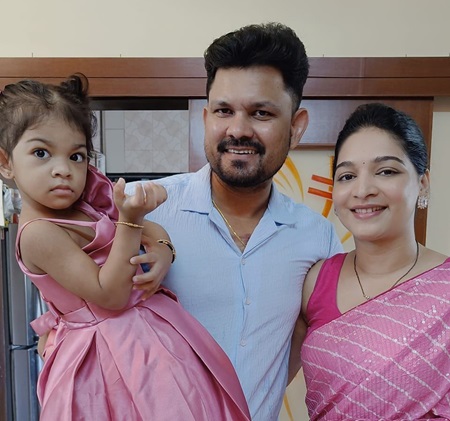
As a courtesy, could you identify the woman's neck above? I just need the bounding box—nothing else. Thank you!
[352,236,419,275]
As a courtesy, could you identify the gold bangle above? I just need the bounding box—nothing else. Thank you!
[114,221,144,229]
[157,239,176,263]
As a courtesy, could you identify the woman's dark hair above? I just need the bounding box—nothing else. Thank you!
[0,73,96,157]
[333,102,428,178]
[204,22,309,112]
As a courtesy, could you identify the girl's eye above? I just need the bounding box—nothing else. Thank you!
[70,153,85,163]
[33,149,49,159]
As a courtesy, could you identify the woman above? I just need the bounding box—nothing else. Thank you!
[301,103,450,420]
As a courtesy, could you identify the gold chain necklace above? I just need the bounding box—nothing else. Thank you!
[353,241,420,301]
[212,199,248,248]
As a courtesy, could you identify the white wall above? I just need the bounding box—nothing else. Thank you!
[2,0,450,57]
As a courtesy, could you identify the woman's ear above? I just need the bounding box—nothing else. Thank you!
[289,108,309,150]
[419,169,430,193]
[0,148,13,179]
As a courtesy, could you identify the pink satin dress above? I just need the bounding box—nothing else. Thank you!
[17,166,250,421]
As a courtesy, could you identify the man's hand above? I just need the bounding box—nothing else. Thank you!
[130,234,173,301]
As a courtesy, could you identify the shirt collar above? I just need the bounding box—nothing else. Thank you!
[179,164,297,225]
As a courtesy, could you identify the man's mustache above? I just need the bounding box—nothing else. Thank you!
[217,137,265,154]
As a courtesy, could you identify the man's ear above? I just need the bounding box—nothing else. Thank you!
[289,108,309,150]
[0,148,13,179]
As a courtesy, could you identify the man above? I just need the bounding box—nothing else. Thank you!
[132,23,342,420]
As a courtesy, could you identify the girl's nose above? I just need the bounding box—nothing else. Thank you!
[51,162,71,178]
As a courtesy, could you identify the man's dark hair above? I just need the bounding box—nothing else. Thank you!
[204,22,309,111]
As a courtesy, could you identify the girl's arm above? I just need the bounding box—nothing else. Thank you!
[19,179,167,310]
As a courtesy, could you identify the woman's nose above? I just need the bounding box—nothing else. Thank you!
[353,174,377,198]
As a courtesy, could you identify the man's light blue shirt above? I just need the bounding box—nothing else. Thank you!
[127,165,342,421]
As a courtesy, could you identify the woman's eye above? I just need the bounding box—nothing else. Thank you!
[378,169,398,176]
[33,149,49,159]
[70,153,85,162]
[336,173,354,182]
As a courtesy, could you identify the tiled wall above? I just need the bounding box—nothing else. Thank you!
[102,110,189,174]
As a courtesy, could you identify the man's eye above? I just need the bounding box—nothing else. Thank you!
[33,150,49,159]
[255,110,271,118]
[215,108,232,116]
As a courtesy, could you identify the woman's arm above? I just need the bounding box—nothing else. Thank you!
[287,259,325,384]
[287,314,307,384]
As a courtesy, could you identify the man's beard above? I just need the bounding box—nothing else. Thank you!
[206,137,284,188]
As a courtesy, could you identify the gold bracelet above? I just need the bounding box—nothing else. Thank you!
[114,221,144,229]
[157,239,176,263]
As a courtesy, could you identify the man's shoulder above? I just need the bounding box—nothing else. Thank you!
[276,191,332,224]
[153,172,193,188]
[125,172,195,194]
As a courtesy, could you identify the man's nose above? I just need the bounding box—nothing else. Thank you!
[225,113,254,140]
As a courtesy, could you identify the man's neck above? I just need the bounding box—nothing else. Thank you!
[210,173,272,218]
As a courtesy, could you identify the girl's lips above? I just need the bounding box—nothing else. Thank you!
[51,185,74,196]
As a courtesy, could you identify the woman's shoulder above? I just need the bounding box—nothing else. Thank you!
[302,253,347,311]
[419,246,449,270]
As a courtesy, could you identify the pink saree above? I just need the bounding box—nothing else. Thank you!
[302,253,450,420]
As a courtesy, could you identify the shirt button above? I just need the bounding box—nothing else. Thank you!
[241,259,246,265]
[245,298,251,305]
[240,339,247,346]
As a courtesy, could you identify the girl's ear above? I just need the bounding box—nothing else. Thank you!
[0,148,13,179]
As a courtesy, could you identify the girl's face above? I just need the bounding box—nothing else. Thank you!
[332,127,429,243]
[5,116,88,215]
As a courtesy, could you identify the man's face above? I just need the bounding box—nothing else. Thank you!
[203,66,301,188]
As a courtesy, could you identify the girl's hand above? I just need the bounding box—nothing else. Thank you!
[130,234,173,301]
[113,178,167,223]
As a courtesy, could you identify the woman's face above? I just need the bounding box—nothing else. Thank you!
[332,127,429,243]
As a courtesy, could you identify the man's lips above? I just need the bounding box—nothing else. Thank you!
[226,148,257,155]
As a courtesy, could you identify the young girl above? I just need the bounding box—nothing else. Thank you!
[0,75,250,421]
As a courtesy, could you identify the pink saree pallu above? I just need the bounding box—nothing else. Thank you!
[302,259,450,420]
